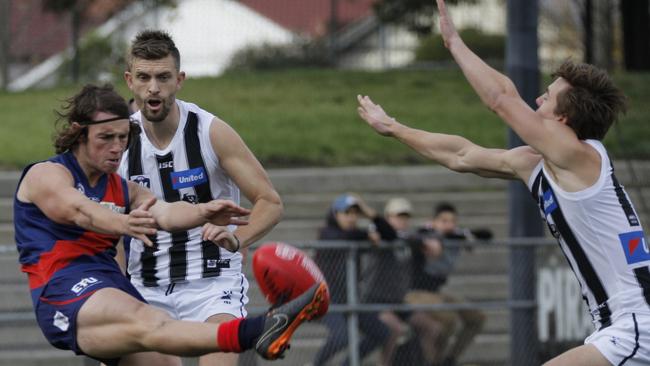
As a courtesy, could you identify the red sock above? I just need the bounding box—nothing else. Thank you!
[217,318,243,353]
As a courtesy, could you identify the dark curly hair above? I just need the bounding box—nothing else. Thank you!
[53,84,134,153]
[551,60,627,140]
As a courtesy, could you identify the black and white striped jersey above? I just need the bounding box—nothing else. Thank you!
[528,139,648,330]
[119,100,242,287]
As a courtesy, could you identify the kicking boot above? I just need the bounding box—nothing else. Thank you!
[255,282,329,360]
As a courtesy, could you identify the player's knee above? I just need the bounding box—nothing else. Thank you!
[129,302,175,347]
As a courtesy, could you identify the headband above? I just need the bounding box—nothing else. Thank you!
[79,115,132,125]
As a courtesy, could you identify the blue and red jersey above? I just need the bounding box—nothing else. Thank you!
[14,151,130,306]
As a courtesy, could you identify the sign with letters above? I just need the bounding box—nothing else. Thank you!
[537,246,593,360]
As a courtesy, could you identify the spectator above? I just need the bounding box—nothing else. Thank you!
[359,198,415,363]
[405,202,488,366]
[313,194,395,366]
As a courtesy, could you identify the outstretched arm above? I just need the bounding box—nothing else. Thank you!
[17,162,158,244]
[435,0,582,168]
[436,0,517,113]
[357,95,541,181]
[128,181,250,235]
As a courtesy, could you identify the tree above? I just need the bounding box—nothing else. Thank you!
[580,0,614,70]
[0,0,9,90]
[42,0,90,83]
[373,0,477,35]
[620,0,650,70]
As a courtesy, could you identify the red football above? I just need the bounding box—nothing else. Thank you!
[253,242,329,315]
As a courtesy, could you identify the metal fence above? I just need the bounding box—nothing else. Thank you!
[0,238,601,366]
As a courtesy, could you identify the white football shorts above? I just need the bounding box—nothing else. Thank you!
[133,273,249,322]
[586,313,650,365]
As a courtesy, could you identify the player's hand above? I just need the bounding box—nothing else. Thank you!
[126,196,157,246]
[201,223,240,252]
[436,0,460,49]
[357,95,398,136]
[199,199,250,227]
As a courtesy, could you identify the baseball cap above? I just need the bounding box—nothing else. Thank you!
[331,194,360,213]
[384,197,413,216]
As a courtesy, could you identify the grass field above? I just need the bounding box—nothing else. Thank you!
[0,68,648,169]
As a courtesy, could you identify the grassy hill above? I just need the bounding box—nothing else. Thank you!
[1,68,648,168]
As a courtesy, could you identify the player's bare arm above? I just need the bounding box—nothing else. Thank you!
[17,162,158,243]
[209,117,283,249]
[436,0,598,188]
[357,95,541,181]
[128,180,251,238]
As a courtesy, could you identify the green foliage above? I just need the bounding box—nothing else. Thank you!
[42,0,77,13]
[0,69,648,169]
[374,0,477,34]
[415,28,505,62]
[58,33,127,84]
[226,41,332,72]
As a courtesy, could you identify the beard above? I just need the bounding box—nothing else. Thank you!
[142,98,172,123]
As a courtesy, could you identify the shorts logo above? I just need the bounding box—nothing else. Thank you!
[53,311,69,331]
[71,277,101,295]
[76,183,85,194]
[221,290,232,304]
[131,175,151,189]
[619,230,650,264]
[543,190,558,216]
[206,259,230,268]
[171,167,207,190]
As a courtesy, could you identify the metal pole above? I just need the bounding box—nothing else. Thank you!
[379,24,388,69]
[329,0,339,63]
[584,0,593,63]
[71,4,80,83]
[346,246,360,366]
[0,0,10,90]
[506,0,543,365]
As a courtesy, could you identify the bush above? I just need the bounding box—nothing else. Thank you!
[415,27,505,62]
[225,41,332,72]
[58,33,126,84]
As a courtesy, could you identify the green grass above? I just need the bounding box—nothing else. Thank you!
[1,68,648,169]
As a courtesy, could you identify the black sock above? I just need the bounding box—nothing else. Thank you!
[238,315,266,350]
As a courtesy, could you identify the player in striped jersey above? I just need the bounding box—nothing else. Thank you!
[356,1,648,365]
[15,84,327,365]
[119,31,283,366]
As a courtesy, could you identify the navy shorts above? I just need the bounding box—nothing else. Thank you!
[34,268,146,364]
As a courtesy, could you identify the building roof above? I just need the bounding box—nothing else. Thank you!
[9,0,132,61]
[239,0,376,37]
